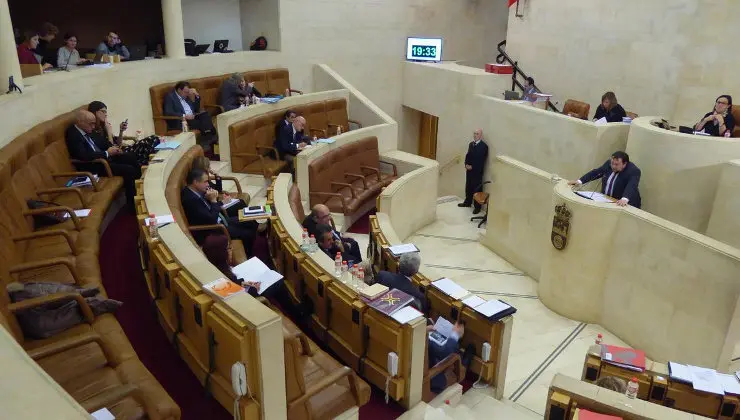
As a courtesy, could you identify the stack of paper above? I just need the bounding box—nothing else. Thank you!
[689,365,723,395]
[222,197,241,210]
[575,191,613,203]
[719,373,740,395]
[473,299,515,319]
[243,206,270,217]
[594,117,608,126]
[144,214,175,227]
[432,278,470,300]
[388,243,419,256]
[391,306,423,324]
[231,257,283,296]
[668,362,693,383]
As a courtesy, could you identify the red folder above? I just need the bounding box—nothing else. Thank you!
[600,344,646,372]
[577,409,622,420]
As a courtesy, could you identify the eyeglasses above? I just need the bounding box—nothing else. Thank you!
[717,100,729,105]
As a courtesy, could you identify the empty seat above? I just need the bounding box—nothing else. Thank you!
[562,100,591,120]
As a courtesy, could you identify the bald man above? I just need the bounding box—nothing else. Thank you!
[65,110,141,209]
[274,115,309,164]
[458,128,488,214]
[302,204,362,262]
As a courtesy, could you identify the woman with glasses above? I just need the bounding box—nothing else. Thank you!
[57,33,89,68]
[695,95,734,137]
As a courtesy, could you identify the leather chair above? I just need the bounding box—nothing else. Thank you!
[562,100,591,120]
[149,82,201,137]
[192,75,229,116]
[20,63,43,78]
[266,68,303,97]
[422,338,465,402]
[229,115,287,177]
[242,70,269,97]
[304,102,329,138]
[732,106,740,138]
[289,183,306,222]
[626,111,639,120]
[326,98,362,135]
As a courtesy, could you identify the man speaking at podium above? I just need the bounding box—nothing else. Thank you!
[568,151,642,208]
[458,129,488,214]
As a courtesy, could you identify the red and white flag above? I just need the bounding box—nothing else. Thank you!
[508,0,518,6]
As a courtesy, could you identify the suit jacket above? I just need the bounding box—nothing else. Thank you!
[274,123,306,158]
[163,90,202,130]
[580,160,642,208]
[219,79,251,112]
[593,104,626,123]
[181,186,225,227]
[65,124,113,162]
[376,271,426,311]
[464,140,488,177]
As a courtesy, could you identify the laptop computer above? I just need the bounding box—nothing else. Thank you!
[194,44,210,56]
[213,40,232,53]
[127,45,147,61]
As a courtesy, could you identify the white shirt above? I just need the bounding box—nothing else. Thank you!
[177,93,194,116]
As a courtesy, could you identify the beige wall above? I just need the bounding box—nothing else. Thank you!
[706,160,740,249]
[505,0,740,125]
[182,0,244,51]
[240,0,281,50]
[625,117,740,233]
[539,183,740,370]
[481,156,554,280]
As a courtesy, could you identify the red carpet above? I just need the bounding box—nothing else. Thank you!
[99,212,407,419]
[346,209,375,234]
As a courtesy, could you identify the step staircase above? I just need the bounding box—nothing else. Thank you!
[399,385,540,420]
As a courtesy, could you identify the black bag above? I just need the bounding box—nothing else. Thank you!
[26,199,67,228]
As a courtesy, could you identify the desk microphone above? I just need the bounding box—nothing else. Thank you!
[6,76,22,94]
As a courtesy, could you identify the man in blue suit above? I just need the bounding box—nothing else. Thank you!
[163,81,218,151]
[568,151,642,208]
[376,252,426,311]
[274,115,308,163]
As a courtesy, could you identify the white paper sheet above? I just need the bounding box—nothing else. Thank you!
[388,243,419,256]
[221,197,240,209]
[719,373,740,395]
[462,295,486,308]
[74,209,91,217]
[668,362,693,383]
[594,117,608,126]
[432,278,470,300]
[391,306,423,324]
[689,365,723,395]
[474,299,512,318]
[575,191,614,203]
[154,141,181,150]
[231,257,284,296]
[144,214,176,227]
[433,316,454,339]
[91,408,115,420]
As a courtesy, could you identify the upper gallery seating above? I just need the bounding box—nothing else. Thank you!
[307,136,396,217]
[149,68,301,137]
[228,97,360,177]
[562,99,591,120]
[0,108,179,418]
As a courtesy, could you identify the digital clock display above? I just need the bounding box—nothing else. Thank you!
[411,45,437,58]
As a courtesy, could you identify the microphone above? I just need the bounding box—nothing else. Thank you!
[6,76,22,94]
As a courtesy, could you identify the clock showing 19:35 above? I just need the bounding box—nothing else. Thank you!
[411,45,437,58]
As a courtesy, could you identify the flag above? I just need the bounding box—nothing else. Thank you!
[509,0,518,7]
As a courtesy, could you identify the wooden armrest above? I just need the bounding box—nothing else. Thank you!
[37,187,86,207]
[344,173,367,189]
[153,115,184,121]
[233,152,261,158]
[289,89,303,95]
[309,192,346,213]
[81,384,140,414]
[255,145,279,159]
[360,165,381,181]
[203,103,224,113]
[71,158,113,177]
[27,331,102,361]
[13,230,77,255]
[9,258,81,285]
[348,119,362,128]
[427,353,463,379]
[188,224,230,240]
[23,206,80,230]
[379,161,398,176]
[218,175,243,194]
[330,182,355,197]
[51,171,101,192]
[287,366,352,410]
[9,292,95,325]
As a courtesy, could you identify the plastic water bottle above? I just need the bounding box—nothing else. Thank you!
[308,235,317,253]
[725,130,732,138]
[336,125,342,135]
[334,252,342,276]
[341,261,348,282]
[301,229,309,248]
[148,214,159,240]
[181,115,189,133]
[595,333,603,345]
[626,377,639,399]
[358,267,365,289]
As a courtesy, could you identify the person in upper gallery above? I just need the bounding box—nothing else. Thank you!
[220,73,262,112]
[567,151,642,208]
[163,81,218,152]
[181,168,258,254]
[57,33,90,68]
[302,204,362,263]
[274,115,309,163]
[592,91,627,123]
[522,76,538,102]
[65,110,141,208]
[375,252,426,311]
[34,22,58,67]
[458,128,489,214]
[16,31,53,69]
[95,31,130,60]
[695,95,735,137]
[191,155,249,217]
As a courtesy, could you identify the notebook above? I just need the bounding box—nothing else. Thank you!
[600,344,646,372]
[367,288,415,316]
[388,243,419,256]
[202,278,245,300]
[431,278,470,300]
[154,141,181,150]
[231,257,283,296]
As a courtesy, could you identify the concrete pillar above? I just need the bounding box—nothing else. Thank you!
[161,0,186,59]
[0,0,23,93]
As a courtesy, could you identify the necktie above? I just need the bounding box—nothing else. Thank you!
[605,172,618,196]
[85,134,99,152]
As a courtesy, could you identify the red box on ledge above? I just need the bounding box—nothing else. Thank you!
[485,63,513,74]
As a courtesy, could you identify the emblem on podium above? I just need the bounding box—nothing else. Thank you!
[551,203,571,250]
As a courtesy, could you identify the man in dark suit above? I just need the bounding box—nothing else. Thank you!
[163,81,217,151]
[65,110,141,208]
[274,109,297,139]
[458,128,489,214]
[376,252,426,311]
[316,223,352,262]
[427,320,465,393]
[569,151,642,208]
[303,204,362,262]
[181,168,257,253]
[219,73,262,112]
[274,115,308,163]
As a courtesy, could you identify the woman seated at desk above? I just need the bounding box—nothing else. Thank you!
[593,91,626,122]
[695,95,735,137]
[57,33,90,68]
[16,31,53,70]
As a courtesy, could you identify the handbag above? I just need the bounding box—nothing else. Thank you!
[122,135,160,166]
[26,199,67,228]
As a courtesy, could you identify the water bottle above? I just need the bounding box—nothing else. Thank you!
[181,115,189,133]
[301,229,309,248]
[595,333,603,345]
[309,235,317,253]
[358,267,365,289]
[148,214,159,240]
[336,125,342,135]
[334,252,342,276]
[341,261,348,282]
[725,130,732,138]
[626,377,639,399]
